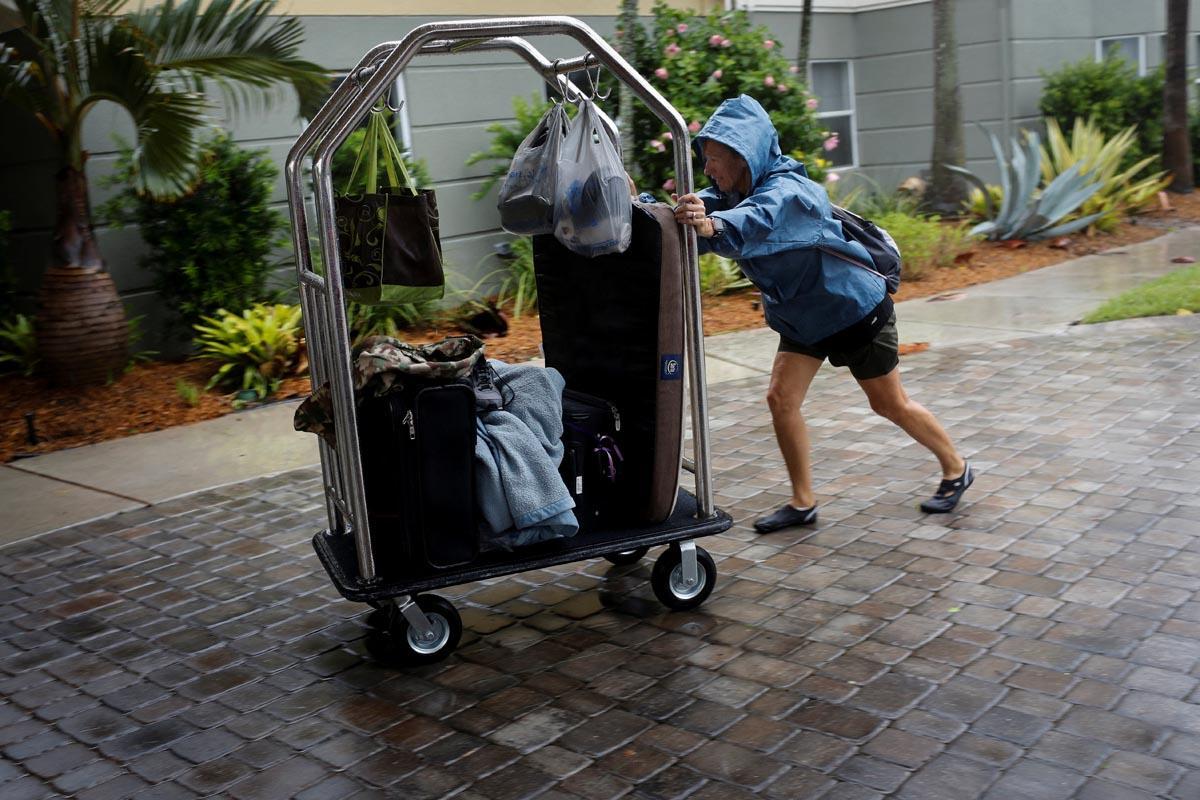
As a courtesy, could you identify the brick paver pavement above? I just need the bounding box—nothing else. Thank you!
[2,316,1199,799]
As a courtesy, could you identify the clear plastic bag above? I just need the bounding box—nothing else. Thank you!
[552,99,632,258]
[497,102,569,235]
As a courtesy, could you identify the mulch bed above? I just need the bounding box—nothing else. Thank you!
[4,194,1199,463]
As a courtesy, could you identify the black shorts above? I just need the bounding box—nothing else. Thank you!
[779,310,900,380]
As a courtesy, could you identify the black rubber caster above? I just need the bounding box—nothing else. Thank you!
[604,547,649,566]
[366,594,462,666]
[651,544,717,611]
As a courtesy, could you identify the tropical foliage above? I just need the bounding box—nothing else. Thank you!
[0,0,326,382]
[621,3,829,197]
[0,314,38,376]
[104,133,288,334]
[699,254,752,295]
[947,129,1104,241]
[346,300,440,350]
[1039,57,1164,173]
[193,303,306,401]
[1040,118,1171,233]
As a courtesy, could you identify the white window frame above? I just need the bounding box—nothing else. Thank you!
[808,58,858,171]
[1095,35,1147,75]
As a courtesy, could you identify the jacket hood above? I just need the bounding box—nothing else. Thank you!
[694,94,783,189]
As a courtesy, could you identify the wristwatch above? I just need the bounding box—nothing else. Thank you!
[709,216,726,241]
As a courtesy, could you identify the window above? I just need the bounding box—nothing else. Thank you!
[1096,35,1146,75]
[808,60,856,169]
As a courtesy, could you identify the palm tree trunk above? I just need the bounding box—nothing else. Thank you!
[927,0,966,213]
[36,161,129,385]
[1163,0,1193,193]
[797,0,814,72]
[617,0,639,178]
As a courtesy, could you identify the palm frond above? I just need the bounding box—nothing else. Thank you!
[81,17,209,194]
[125,0,327,115]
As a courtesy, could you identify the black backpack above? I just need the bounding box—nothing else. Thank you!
[829,205,902,294]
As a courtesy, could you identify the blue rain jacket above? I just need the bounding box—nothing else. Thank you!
[695,95,886,345]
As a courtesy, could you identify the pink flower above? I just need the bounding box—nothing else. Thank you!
[721,39,733,48]
[806,97,819,110]
[711,69,723,80]
[677,23,689,33]
[763,40,775,49]
[763,75,776,88]
[665,43,681,56]
[650,139,666,153]
[663,178,676,192]
[823,135,840,152]
[708,34,724,47]
[825,172,840,183]
[789,65,800,74]
[688,120,702,133]
[663,131,673,140]
[654,67,669,80]
[777,83,789,93]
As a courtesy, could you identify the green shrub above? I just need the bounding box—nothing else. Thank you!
[193,303,305,401]
[620,4,828,198]
[0,314,38,376]
[1039,58,1164,173]
[175,379,204,407]
[875,212,977,282]
[699,254,751,295]
[494,236,538,318]
[105,133,287,335]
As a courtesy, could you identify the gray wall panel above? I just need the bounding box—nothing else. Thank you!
[858,87,932,131]
[412,122,510,183]
[856,51,932,93]
[406,65,540,126]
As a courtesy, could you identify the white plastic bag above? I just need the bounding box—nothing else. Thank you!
[552,99,632,258]
[497,102,570,235]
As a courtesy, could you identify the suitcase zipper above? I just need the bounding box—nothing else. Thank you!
[609,402,621,432]
[402,409,415,440]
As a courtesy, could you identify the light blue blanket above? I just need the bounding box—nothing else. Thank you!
[475,360,578,548]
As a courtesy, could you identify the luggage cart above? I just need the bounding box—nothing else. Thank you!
[286,16,733,665]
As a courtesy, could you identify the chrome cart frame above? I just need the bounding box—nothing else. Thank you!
[286,16,730,664]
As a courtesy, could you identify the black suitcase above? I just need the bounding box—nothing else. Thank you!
[559,389,623,532]
[357,381,478,574]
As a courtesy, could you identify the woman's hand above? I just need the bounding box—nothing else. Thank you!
[671,193,715,238]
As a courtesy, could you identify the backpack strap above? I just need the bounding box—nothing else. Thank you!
[816,245,890,285]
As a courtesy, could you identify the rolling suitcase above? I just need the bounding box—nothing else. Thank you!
[357,381,478,574]
[535,201,685,526]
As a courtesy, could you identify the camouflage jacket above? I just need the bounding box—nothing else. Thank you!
[294,334,484,447]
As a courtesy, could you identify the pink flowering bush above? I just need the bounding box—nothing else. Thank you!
[618,2,828,197]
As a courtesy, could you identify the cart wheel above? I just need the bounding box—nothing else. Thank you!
[651,544,717,611]
[604,547,649,566]
[373,595,462,666]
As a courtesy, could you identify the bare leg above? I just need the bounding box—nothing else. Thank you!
[767,352,824,508]
[856,367,965,480]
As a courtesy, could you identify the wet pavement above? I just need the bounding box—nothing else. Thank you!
[2,313,1199,799]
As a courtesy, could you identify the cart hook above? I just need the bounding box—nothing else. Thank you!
[585,65,611,102]
[552,59,584,104]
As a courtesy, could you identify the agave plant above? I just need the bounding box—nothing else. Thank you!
[1041,118,1171,233]
[947,128,1105,241]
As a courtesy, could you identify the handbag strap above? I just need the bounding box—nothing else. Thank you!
[343,102,419,196]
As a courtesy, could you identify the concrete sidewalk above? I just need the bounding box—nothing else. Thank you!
[3,225,1198,546]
